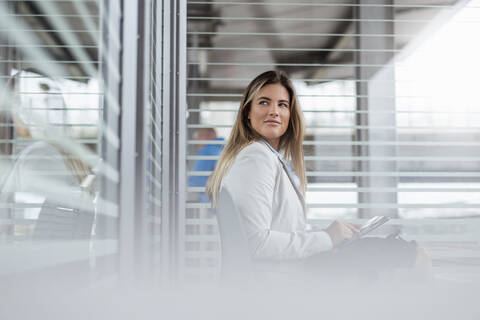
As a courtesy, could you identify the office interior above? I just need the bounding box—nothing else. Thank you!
[0,0,479,313]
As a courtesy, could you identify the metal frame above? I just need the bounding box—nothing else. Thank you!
[148,0,165,285]
[119,0,149,281]
[162,0,187,284]
[100,0,122,234]
[354,0,398,218]
[137,0,154,279]
[0,0,189,285]
[115,0,188,284]
[105,0,176,284]
[161,0,173,284]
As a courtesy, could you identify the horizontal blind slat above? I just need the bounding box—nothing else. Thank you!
[187,124,480,130]
[187,109,480,115]
[186,140,480,147]
[188,187,480,193]
[188,1,461,9]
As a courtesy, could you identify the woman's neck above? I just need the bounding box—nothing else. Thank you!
[263,138,279,151]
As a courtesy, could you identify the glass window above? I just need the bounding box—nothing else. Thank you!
[185,0,480,281]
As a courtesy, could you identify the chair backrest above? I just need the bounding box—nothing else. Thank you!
[216,187,254,283]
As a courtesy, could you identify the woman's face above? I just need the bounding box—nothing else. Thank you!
[248,83,290,150]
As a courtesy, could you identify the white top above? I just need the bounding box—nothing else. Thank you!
[221,141,333,261]
[1,141,84,219]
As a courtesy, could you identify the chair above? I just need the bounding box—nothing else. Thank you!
[216,187,255,284]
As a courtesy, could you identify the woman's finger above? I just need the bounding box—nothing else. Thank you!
[346,223,359,233]
[343,227,353,238]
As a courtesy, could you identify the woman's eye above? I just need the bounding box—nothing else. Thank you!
[259,100,268,105]
[279,103,288,108]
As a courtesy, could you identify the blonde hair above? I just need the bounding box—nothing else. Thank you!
[206,70,306,206]
[58,148,94,195]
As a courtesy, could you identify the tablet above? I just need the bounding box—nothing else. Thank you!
[340,216,390,246]
[357,216,390,238]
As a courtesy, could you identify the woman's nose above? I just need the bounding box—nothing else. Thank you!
[268,105,279,116]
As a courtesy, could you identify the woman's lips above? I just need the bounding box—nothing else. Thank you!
[264,120,281,125]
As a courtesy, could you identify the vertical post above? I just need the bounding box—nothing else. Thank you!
[99,0,121,237]
[137,0,153,279]
[0,0,15,155]
[152,0,172,286]
[147,0,165,286]
[161,0,172,285]
[355,0,398,218]
[118,0,149,282]
[0,21,14,238]
[163,0,187,285]
[176,0,188,285]
[0,39,13,154]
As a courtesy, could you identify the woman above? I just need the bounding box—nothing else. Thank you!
[0,108,95,239]
[206,70,359,260]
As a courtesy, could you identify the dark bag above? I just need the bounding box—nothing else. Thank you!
[306,236,418,276]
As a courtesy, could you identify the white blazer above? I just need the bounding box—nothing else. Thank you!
[221,141,333,261]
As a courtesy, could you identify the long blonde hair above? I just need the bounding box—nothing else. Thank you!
[57,147,95,195]
[206,70,306,206]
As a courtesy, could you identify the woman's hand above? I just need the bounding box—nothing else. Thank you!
[325,220,359,247]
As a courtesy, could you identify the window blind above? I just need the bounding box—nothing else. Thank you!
[0,0,121,274]
[185,0,480,280]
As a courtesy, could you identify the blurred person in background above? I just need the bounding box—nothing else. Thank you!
[0,104,95,239]
[188,128,224,203]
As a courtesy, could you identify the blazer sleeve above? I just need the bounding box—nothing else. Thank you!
[224,145,333,260]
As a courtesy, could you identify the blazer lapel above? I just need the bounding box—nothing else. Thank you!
[260,140,307,216]
[278,160,307,216]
